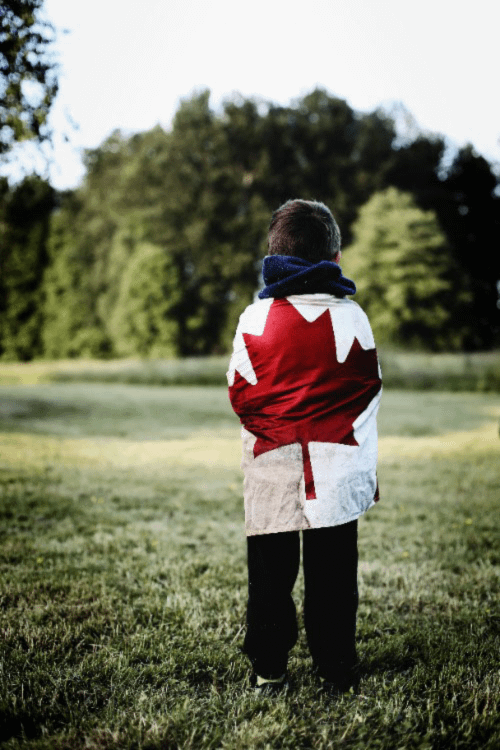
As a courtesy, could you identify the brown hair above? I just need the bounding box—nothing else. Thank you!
[267,199,341,263]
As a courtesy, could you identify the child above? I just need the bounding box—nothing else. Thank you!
[227,199,382,694]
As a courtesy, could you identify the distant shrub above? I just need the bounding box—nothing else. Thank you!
[378,350,500,392]
[1,351,499,391]
[48,357,230,387]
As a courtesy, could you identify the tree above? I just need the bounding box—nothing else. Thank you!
[151,90,268,355]
[385,135,445,197]
[0,0,58,155]
[42,129,153,358]
[344,187,472,350]
[109,242,182,357]
[42,189,116,359]
[0,174,55,359]
[36,91,499,361]
[384,140,500,349]
[249,89,396,243]
[436,146,500,348]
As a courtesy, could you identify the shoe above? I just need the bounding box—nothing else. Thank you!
[250,672,288,695]
[317,664,359,696]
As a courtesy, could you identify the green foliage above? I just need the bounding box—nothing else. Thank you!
[385,135,445,195]
[3,89,500,359]
[230,89,397,243]
[42,192,112,358]
[42,95,269,358]
[387,141,500,348]
[345,188,472,350]
[0,174,55,360]
[42,129,160,358]
[0,0,58,154]
[151,91,268,355]
[37,89,398,359]
[109,242,182,357]
[437,146,500,348]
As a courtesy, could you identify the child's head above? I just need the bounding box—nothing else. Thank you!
[267,199,341,264]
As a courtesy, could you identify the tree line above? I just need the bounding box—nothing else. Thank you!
[1,88,499,360]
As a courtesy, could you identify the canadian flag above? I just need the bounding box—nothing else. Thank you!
[228,294,382,533]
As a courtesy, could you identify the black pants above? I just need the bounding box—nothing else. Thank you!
[243,520,358,680]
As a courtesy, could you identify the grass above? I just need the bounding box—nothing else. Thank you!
[0,350,499,391]
[0,381,499,748]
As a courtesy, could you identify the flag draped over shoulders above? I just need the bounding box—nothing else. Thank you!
[227,284,382,536]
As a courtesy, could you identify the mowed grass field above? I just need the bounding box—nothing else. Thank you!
[0,380,499,749]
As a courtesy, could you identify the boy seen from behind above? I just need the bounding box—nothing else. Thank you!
[227,199,382,694]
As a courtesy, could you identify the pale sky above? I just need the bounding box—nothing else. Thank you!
[5,0,500,188]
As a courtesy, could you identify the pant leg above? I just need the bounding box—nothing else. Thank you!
[302,520,358,680]
[243,531,300,678]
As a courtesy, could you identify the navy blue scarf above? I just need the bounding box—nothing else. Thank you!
[258,255,356,299]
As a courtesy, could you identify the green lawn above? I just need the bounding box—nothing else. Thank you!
[0,384,499,749]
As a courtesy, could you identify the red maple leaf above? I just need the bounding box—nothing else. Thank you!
[229,299,381,499]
